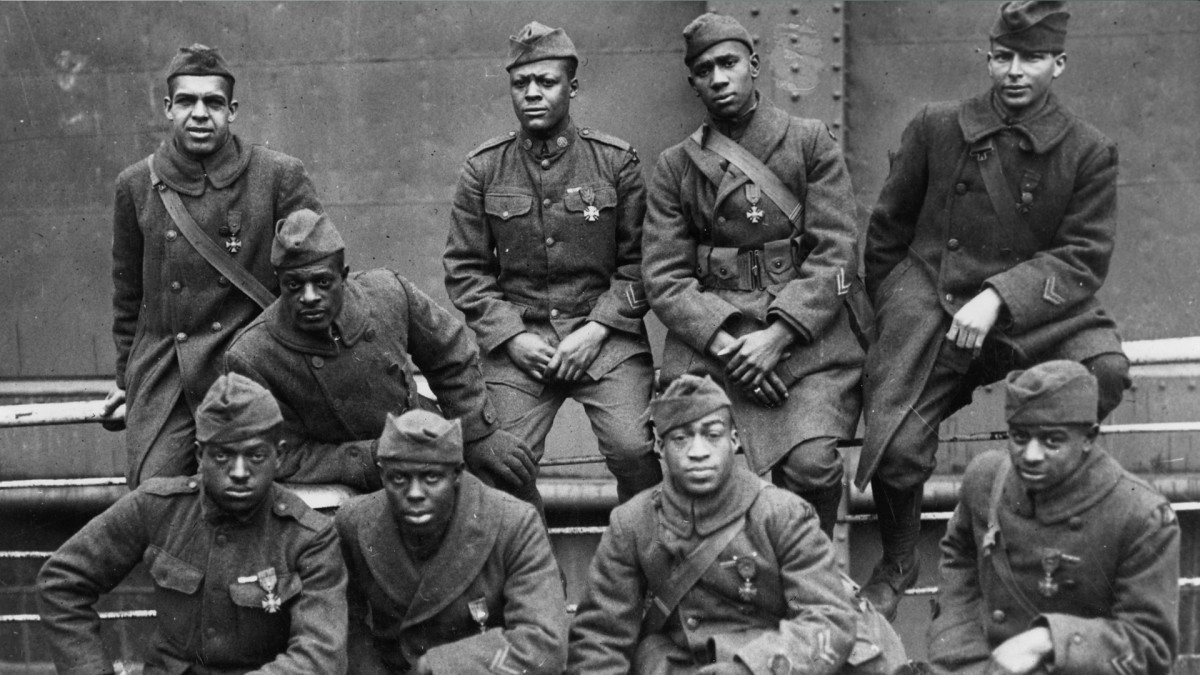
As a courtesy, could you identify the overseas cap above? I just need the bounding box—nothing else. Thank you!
[682,13,755,67]
[377,410,464,465]
[650,374,733,434]
[166,43,235,86]
[195,373,282,444]
[1005,360,1098,426]
[507,22,578,71]
[271,209,345,270]
[991,1,1070,53]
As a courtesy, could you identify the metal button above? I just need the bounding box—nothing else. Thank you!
[955,182,967,195]
[332,398,343,410]
[1068,516,1083,530]
[991,609,1006,623]
[773,259,784,269]
[947,238,960,251]
[543,198,552,207]
[166,230,178,241]
[945,294,954,303]
[540,159,551,169]
[717,216,727,225]
[501,210,510,219]
[545,236,555,246]
[1072,634,1083,645]
[311,356,325,368]
[277,502,287,511]
[364,328,376,342]
[719,267,729,275]
[210,322,221,332]
[685,616,699,629]
[170,281,182,292]
[484,409,496,423]
[187,480,197,489]
[175,332,188,343]
[216,534,227,547]
[550,308,560,318]
[217,276,230,287]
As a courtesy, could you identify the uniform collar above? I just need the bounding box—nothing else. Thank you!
[265,276,370,356]
[959,90,1072,155]
[518,118,577,163]
[660,464,763,537]
[152,133,253,197]
[706,91,761,141]
[701,95,788,162]
[1004,446,1122,524]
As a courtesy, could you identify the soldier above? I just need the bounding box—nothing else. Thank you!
[642,13,865,536]
[336,409,568,674]
[912,361,1179,674]
[444,21,662,506]
[38,373,348,674]
[226,209,534,494]
[858,1,1131,619]
[102,44,323,488]
[568,374,905,675]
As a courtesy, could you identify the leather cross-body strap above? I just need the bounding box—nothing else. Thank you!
[148,155,275,310]
[690,126,803,227]
[970,139,1024,235]
[982,460,1041,617]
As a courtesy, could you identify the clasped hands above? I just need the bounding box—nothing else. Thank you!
[504,322,610,383]
[709,322,795,409]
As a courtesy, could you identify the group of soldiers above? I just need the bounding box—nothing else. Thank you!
[33,2,1181,674]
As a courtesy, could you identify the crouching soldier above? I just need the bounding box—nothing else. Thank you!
[568,375,904,675]
[914,361,1179,674]
[38,373,348,674]
[335,410,568,674]
[227,209,535,495]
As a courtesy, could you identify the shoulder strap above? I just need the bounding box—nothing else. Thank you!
[642,484,766,634]
[982,460,1041,616]
[969,139,1023,234]
[690,126,803,227]
[148,156,275,310]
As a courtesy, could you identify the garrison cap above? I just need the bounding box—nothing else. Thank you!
[377,410,464,465]
[650,374,733,435]
[507,22,578,71]
[1005,360,1097,426]
[991,1,1070,54]
[271,209,345,269]
[166,43,235,86]
[195,373,283,444]
[683,13,755,67]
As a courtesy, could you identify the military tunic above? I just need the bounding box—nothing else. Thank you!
[569,466,900,675]
[927,449,1179,675]
[37,478,348,675]
[335,472,568,674]
[444,119,660,499]
[113,136,321,486]
[859,92,1125,489]
[643,100,864,474]
[225,270,498,491]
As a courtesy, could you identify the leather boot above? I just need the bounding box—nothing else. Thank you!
[799,484,843,540]
[859,477,923,621]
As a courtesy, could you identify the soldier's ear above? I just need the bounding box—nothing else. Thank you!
[228,99,238,122]
[748,53,761,79]
[730,427,741,450]
[1052,53,1067,79]
[569,77,579,98]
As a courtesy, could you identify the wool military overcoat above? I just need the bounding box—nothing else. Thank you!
[859,92,1125,488]
[927,449,1178,675]
[643,101,864,472]
[335,472,568,674]
[225,270,498,491]
[113,136,321,480]
[37,478,348,675]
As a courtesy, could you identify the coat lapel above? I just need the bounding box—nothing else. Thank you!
[958,91,1073,155]
[360,493,423,611]
[711,104,790,216]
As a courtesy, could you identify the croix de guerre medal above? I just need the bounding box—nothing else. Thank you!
[258,567,282,613]
[223,213,243,255]
[735,556,759,602]
[468,597,489,634]
[744,183,765,224]
[1038,550,1061,598]
[581,186,600,222]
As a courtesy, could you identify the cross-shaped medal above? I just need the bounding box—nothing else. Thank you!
[583,205,601,222]
[746,205,765,224]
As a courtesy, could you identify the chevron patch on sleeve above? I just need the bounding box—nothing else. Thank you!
[1042,277,1065,305]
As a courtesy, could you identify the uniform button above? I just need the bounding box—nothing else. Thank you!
[1019,140,1032,151]
[1068,516,1083,530]
[947,238,960,251]
[1071,634,1083,645]
[332,398,343,410]
[991,609,1006,623]
[217,276,230,287]
[719,267,729,275]
[540,159,551,170]
[955,182,967,195]
[216,534,227,546]
[945,294,954,303]
[484,409,497,423]
[773,259,784,269]
[685,616,699,629]
[501,210,511,219]
[717,216,727,225]
[545,236,555,246]
[550,308,560,318]
[210,322,221,332]
[166,230,178,241]
[365,328,376,342]
[311,356,325,368]
[277,502,287,511]
[543,198,552,207]
[170,281,182,293]
[187,479,198,489]
[175,332,188,343]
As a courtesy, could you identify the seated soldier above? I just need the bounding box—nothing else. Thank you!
[568,374,904,675]
[915,360,1179,674]
[335,409,567,675]
[226,208,535,497]
[37,373,347,674]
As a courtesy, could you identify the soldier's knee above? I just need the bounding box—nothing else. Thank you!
[1084,352,1131,420]
[777,437,844,492]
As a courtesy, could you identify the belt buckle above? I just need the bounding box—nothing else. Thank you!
[747,249,764,290]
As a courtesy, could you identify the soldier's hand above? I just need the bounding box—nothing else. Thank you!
[987,627,1053,675]
[946,288,1003,355]
[745,370,787,408]
[464,429,537,490]
[100,386,127,432]
[696,661,752,675]
[719,323,795,391]
[504,332,556,381]
[544,321,609,382]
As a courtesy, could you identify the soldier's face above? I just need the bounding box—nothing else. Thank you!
[379,460,462,538]
[659,409,739,498]
[688,41,759,120]
[987,45,1065,115]
[509,59,577,139]
[277,255,347,334]
[1007,423,1096,492]
[163,75,237,158]
[196,433,279,516]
